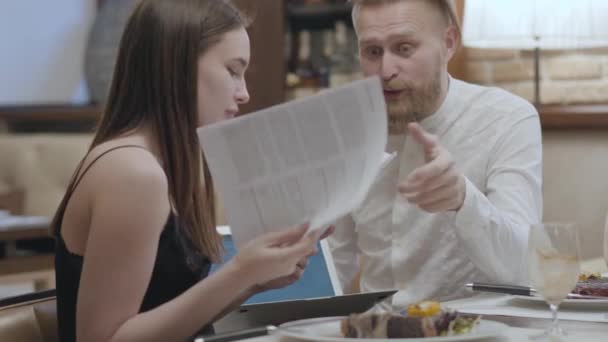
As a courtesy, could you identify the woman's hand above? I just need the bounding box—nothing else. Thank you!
[249,224,335,293]
[253,257,309,292]
[230,223,317,287]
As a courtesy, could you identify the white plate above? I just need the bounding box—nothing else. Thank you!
[511,295,608,309]
[277,316,510,342]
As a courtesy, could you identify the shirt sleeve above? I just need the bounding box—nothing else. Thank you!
[453,112,542,286]
[327,214,360,293]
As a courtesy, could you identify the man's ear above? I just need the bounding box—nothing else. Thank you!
[443,25,460,61]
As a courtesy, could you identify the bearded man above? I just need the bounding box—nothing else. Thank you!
[328,0,542,306]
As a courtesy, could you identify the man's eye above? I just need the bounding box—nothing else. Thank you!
[365,46,382,58]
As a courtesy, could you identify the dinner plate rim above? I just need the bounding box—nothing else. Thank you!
[276,315,510,342]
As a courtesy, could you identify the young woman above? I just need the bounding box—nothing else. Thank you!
[52,1,326,341]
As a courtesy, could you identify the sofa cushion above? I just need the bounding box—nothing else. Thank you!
[0,305,44,342]
[0,292,57,342]
[0,134,92,217]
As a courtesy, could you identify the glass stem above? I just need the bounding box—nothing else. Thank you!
[549,303,559,331]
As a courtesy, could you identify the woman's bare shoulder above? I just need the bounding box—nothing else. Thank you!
[83,141,169,211]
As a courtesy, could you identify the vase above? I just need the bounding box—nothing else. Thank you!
[84,0,137,105]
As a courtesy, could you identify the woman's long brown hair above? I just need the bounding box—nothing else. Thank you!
[51,0,247,263]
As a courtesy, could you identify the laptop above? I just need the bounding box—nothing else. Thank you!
[213,289,397,332]
[213,226,343,304]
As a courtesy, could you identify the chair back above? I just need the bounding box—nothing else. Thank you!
[0,289,58,342]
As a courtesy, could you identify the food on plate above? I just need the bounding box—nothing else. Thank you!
[407,301,441,317]
[573,274,608,297]
[340,301,480,338]
[578,272,603,281]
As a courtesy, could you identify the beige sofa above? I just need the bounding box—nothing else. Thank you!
[0,290,58,342]
[0,131,606,259]
[0,134,92,217]
[0,133,226,222]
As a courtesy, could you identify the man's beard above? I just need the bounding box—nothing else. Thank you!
[385,69,442,135]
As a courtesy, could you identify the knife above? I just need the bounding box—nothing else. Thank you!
[194,325,276,342]
[465,282,607,300]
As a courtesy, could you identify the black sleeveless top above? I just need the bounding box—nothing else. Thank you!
[54,146,214,342]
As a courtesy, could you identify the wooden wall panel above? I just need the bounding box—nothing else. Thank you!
[234,0,286,114]
[448,0,468,80]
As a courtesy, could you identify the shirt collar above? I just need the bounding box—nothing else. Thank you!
[418,75,461,136]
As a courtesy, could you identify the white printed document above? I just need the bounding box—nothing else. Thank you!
[198,77,391,248]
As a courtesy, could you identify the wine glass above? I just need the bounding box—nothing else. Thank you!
[528,222,581,339]
[604,213,608,273]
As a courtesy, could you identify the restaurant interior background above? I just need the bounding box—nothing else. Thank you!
[0,0,607,300]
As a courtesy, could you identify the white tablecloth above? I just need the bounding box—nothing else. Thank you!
[444,294,608,323]
[236,326,606,342]
[232,294,608,342]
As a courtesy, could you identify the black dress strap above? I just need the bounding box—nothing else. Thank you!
[65,145,151,200]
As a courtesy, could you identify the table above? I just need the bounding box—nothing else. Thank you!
[0,217,50,242]
[226,294,608,342]
[0,216,53,277]
[239,326,607,342]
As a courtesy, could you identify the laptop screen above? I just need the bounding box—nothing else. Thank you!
[211,226,343,304]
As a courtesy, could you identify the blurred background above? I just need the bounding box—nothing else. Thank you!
[0,0,607,300]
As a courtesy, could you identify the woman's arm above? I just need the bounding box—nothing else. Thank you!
[211,226,334,323]
[75,150,316,342]
[74,151,253,342]
[210,255,311,323]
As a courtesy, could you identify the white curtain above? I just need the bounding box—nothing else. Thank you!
[0,0,96,105]
[462,0,608,50]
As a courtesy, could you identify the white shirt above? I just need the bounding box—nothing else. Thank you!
[328,78,542,306]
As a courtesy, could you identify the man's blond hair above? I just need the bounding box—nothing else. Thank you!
[350,0,461,36]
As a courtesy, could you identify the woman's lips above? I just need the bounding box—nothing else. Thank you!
[224,110,238,119]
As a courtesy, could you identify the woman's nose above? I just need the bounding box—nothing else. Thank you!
[235,83,250,104]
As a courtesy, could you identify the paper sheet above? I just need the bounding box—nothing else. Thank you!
[198,77,391,248]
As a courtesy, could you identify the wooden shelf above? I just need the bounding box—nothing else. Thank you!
[0,105,102,132]
[0,226,50,242]
[538,104,608,129]
[286,2,352,31]
[3,103,606,131]
[286,2,351,18]
[0,105,102,123]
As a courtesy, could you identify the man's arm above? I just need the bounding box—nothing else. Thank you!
[452,114,542,285]
[400,113,542,286]
[327,214,360,293]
